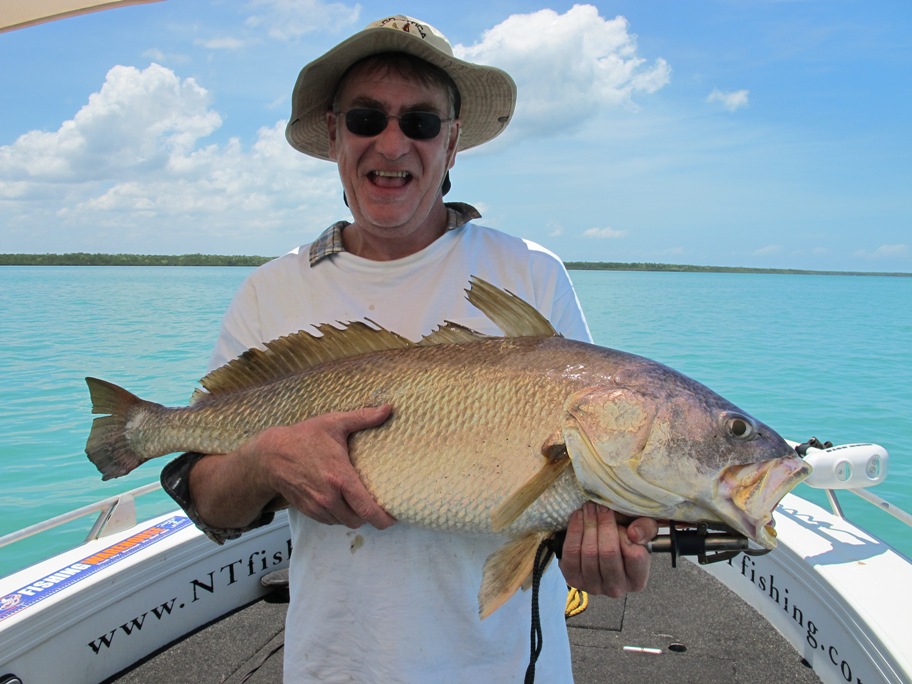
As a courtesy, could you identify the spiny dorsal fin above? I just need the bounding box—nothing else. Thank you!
[193,277,554,401]
[419,321,490,346]
[465,277,560,338]
[195,321,414,399]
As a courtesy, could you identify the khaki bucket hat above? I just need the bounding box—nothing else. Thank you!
[285,15,517,160]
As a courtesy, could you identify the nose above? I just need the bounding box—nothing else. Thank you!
[372,117,411,158]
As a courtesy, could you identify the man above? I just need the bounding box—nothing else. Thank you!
[162,15,658,683]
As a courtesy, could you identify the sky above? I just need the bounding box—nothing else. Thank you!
[0,0,909,272]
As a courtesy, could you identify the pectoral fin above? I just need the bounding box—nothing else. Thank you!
[478,531,551,619]
[490,437,570,533]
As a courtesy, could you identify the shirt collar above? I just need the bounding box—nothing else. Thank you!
[308,202,481,267]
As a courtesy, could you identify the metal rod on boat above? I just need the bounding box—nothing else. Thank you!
[851,488,912,528]
[825,489,846,518]
[0,482,161,550]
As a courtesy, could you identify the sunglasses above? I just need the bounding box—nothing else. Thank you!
[339,108,452,140]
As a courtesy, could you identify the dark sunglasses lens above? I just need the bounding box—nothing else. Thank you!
[344,109,442,140]
[345,109,387,136]
[399,112,441,139]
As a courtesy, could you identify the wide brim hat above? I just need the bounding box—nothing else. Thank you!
[285,15,517,160]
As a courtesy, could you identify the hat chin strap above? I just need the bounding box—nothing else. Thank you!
[441,127,459,196]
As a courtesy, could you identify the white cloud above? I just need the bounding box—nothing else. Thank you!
[455,5,670,139]
[143,48,166,61]
[753,244,782,256]
[244,0,360,41]
[854,244,909,260]
[874,243,908,257]
[0,64,343,254]
[707,88,750,112]
[195,37,247,50]
[583,226,627,239]
[0,64,220,184]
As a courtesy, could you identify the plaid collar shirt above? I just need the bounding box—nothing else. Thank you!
[308,202,481,266]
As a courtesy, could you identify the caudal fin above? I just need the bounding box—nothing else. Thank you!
[85,377,151,480]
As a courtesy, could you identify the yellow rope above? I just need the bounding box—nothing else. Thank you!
[565,586,588,618]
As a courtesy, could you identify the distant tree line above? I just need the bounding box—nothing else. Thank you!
[0,253,274,266]
[0,254,906,276]
[563,261,910,277]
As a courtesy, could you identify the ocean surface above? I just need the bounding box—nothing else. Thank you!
[1,266,909,577]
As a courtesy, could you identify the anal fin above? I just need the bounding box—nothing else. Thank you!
[478,531,551,619]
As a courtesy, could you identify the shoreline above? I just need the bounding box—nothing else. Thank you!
[0,253,909,277]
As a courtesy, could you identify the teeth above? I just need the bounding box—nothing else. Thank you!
[373,170,409,178]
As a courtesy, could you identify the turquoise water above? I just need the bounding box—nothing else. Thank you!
[1,266,909,577]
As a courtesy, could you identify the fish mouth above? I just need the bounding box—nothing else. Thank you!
[717,456,812,549]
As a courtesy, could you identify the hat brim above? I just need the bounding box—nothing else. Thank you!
[285,26,516,160]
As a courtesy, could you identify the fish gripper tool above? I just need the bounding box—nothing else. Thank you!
[648,522,770,567]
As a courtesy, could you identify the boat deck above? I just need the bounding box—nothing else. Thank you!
[106,555,823,683]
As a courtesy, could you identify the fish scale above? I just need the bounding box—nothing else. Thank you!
[323,340,589,533]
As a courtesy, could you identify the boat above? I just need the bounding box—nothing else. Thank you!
[1,440,909,684]
[2,4,910,684]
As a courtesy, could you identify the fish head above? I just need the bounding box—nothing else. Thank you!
[640,395,810,548]
[564,359,811,549]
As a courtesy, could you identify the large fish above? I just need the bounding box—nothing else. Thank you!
[85,278,810,617]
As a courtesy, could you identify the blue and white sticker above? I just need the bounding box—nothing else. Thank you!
[0,515,193,623]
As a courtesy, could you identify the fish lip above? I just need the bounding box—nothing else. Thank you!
[716,455,812,548]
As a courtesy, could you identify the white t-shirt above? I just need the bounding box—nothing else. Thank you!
[211,221,591,683]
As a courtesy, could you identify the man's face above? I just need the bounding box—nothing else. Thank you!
[327,62,460,246]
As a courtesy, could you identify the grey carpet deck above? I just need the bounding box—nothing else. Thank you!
[108,557,821,683]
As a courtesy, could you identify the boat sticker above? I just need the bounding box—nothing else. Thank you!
[0,515,193,623]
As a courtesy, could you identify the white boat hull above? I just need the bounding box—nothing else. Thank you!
[2,493,910,683]
[701,493,911,684]
[0,511,291,683]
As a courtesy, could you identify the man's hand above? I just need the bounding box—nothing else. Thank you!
[558,503,657,597]
[190,405,396,531]
[252,405,397,529]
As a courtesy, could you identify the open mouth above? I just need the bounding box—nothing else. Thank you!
[369,170,411,188]
[718,456,812,548]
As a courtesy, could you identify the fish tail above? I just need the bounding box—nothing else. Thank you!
[85,377,155,480]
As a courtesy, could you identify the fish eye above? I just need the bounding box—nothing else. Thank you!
[724,413,755,440]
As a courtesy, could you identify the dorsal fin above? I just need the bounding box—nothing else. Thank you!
[465,277,561,338]
[419,321,490,346]
[191,278,556,402]
[194,321,414,400]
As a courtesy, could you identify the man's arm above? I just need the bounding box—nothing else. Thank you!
[187,405,397,532]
